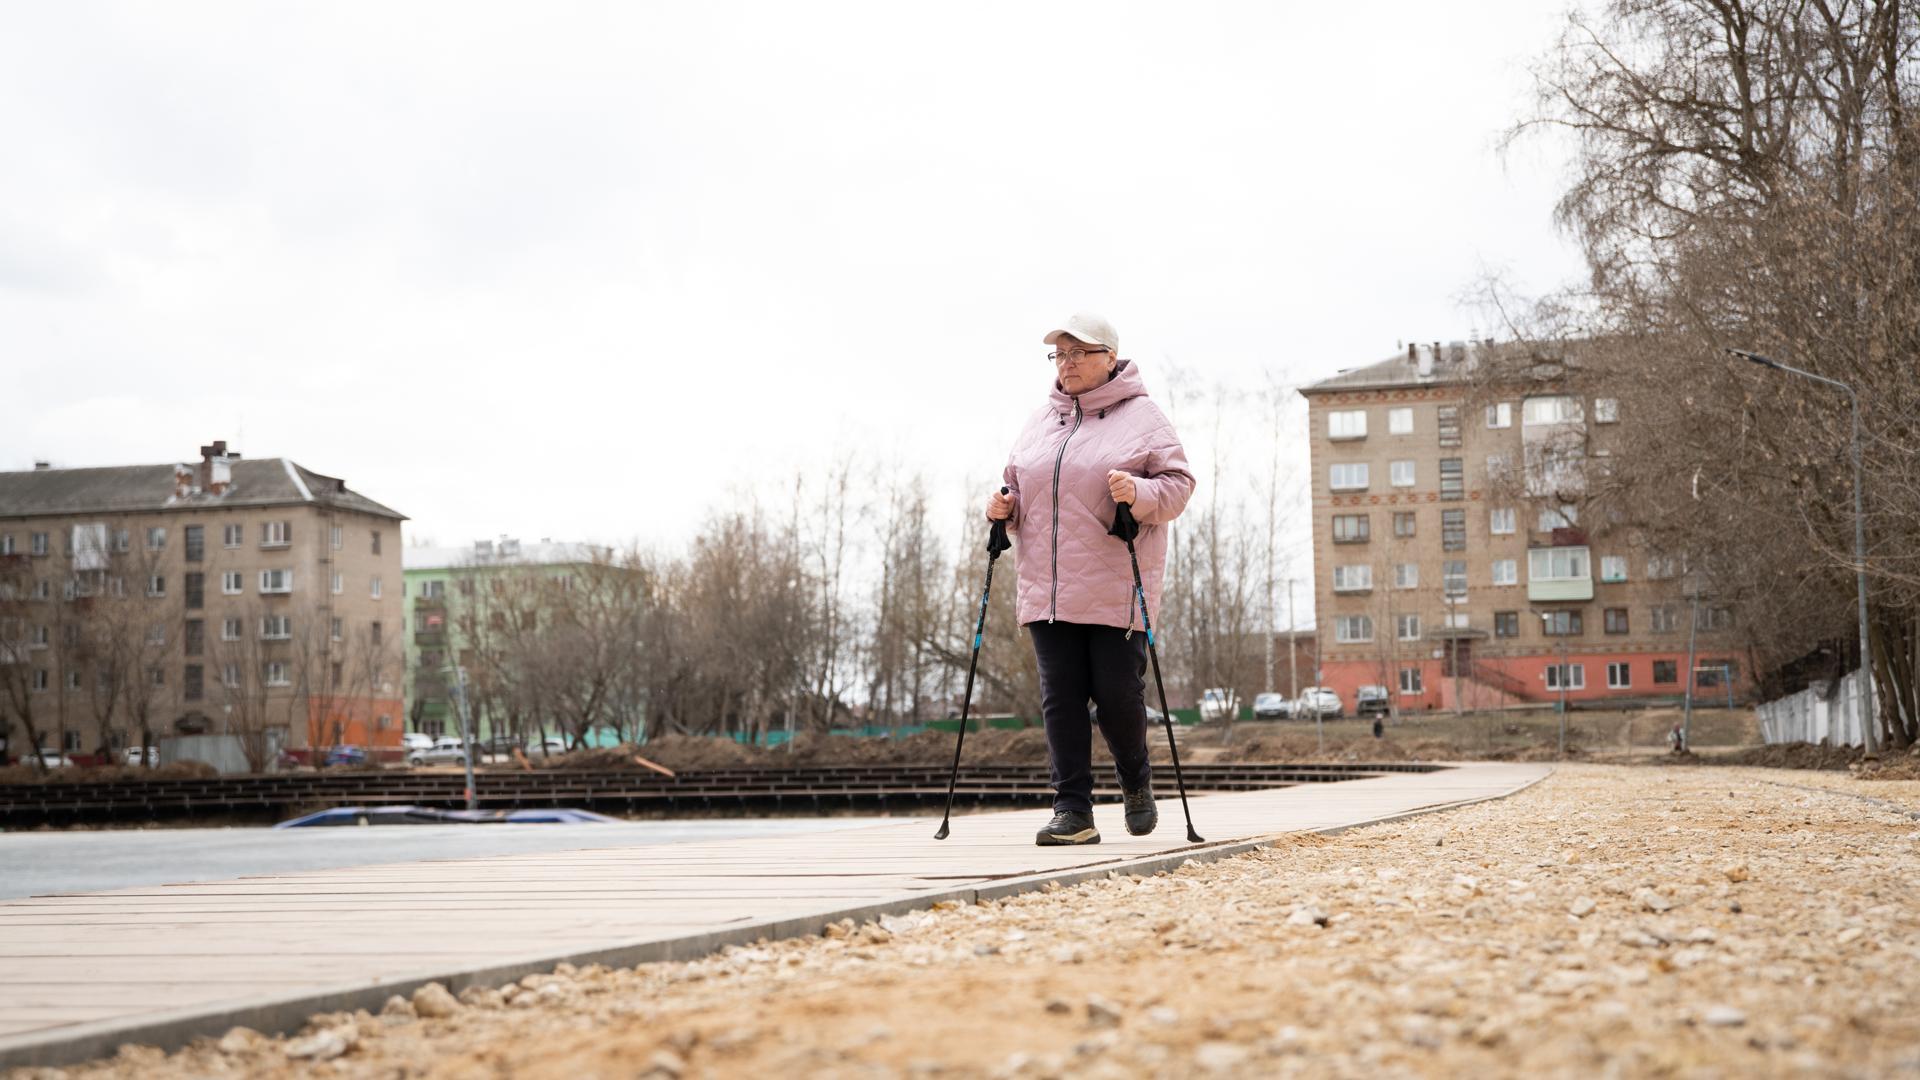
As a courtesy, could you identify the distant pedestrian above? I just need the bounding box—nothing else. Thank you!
[1668,724,1686,754]
[1372,718,1384,739]
[986,313,1195,846]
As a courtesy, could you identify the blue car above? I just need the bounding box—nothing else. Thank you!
[323,745,368,767]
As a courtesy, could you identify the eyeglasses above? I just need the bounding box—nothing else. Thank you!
[1048,346,1111,365]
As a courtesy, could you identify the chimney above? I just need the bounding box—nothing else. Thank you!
[32,461,50,471]
[1416,344,1434,378]
[173,463,196,499]
[198,440,236,496]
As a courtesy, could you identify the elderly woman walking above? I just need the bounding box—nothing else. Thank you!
[986,313,1195,845]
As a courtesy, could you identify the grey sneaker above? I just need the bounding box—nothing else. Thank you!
[1035,809,1100,846]
[1122,786,1158,836]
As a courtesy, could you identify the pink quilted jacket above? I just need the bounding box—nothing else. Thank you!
[1000,360,1195,629]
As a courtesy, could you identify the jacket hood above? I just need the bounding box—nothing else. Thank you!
[1049,359,1149,416]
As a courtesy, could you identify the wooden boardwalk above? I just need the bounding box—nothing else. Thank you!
[0,762,1548,1070]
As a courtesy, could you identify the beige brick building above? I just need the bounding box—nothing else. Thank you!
[1300,344,1743,714]
[0,442,406,765]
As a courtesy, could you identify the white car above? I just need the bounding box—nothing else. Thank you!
[401,733,435,753]
[29,751,76,768]
[408,737,471,767]
[1252,692,1292,720]
[1198,687,1240,723]
[1295,687,1343,719]
[123,746,159,766]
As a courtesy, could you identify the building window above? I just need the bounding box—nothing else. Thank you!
[371,621,383,646]
[1701,607,1735,631]
[1545,663,1586,690]
[331,572,344,595]
[1485,402,1512,429]
[0,534,12,556]
[1328,410,1368,439]
[1389,407,1413,435]
[146,574,166,598]
[222,571,243,595]
[29,624,49,649]
[1604,607,1630,634]
[260,615,292,640]
[1443,560,1467,597]
[1650,605,1680,633]
[261,521,291,548]
[184,619,204,657]
[1607,661,1631,689]
[331,660,344,685]
[150,666,166,688]
[222,664,242,689]
[223,523,244,548]
[1441,509,1467,551]
[1439,458,1464,500]
[1523,395,1582,426]
[1394,562,1418,589]
[1490,508,1515,535]
[1443,611,1470,629]
[184,664,204,702]
[1332,565,1373,592]
[1389,460,1415,488]
[1494,611,1520,638]
[146,527,166,551]
[29,532,50,557]
[1399,667,1424,694]
[1600,555,1628,583]
[1646,554,1680,579]
[420,579,447,599]
[331,617,343,641]
[1652,659,1678,684]
[1329,463,1369,491]
[185,572,205,610]
[1491,558,1518,586]
[184,526,205,562]
[1436,405,1461,447]
[1528,546,1590,582]
[66,669,82,691]
[222,617,243,641]
[1594,398,1619,423]
[31,669,49,693]
[331,525,343,550]
[258,569,293,594]
[1396,614,1421,641]
[1541,610,1584,635]
[1538,505,1578,532]
[264,661,291,687]
[1393,511,1416,538]
[31,579,52,601]
[1332,515,1371,543]
[112,528,131,553]
[1334,615,1373,643]
[371,530,383,555]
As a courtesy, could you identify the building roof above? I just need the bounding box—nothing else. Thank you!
[403,538,610,572]
[0,458,406,520]
[1300,342,1482,395]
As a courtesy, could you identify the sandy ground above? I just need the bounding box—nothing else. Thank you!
[13,763,1920,1080]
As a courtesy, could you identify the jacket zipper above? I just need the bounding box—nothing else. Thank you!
[1049,400,1084,623]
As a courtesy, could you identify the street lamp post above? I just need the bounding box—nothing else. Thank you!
[1537,611,1568,757]
[1726,350,1875,752]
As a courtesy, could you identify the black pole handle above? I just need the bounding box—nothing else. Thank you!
[987,485,1011,556]
[1108,500,1140,543]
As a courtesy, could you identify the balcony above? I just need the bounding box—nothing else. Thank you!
[1527,545,1594,602]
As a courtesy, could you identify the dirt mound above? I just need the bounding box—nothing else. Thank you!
[1853,754,1920,781]
[1652,743,1861,771]
[542,735,760,772]
[1211,732,1468,764]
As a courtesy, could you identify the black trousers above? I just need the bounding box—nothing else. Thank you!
[1028,620,1152,814]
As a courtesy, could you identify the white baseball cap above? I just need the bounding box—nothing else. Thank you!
[1042,313,1119,353]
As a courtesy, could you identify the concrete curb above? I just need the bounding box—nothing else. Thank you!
[0,766,1550,1071]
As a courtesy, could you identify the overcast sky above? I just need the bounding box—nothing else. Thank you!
[1,2,1584,567]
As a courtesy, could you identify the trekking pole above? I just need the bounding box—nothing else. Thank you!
[934,487,1013,840]
[1109,502,1204,843]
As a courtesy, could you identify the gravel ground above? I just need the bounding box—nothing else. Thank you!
[13,763,1920,1079]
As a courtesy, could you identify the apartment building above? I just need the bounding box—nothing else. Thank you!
[0,442,406,760]
[1300,344,1743,714]
[401,537,611,740]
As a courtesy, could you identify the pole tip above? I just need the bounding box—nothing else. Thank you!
[1187,829,1205,843]
[934,823,950,840]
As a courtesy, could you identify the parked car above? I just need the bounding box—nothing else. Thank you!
[28,750,76,768]
[408,738,471,767]
[1294,687,1343,719]
[1252,692,1292,720]
[401,733,435,753]
[525,736,569,756]
[323,745,369,767]
[1198,687,1240,723]
[123,746,159,766]
[1355,685,1392,718]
